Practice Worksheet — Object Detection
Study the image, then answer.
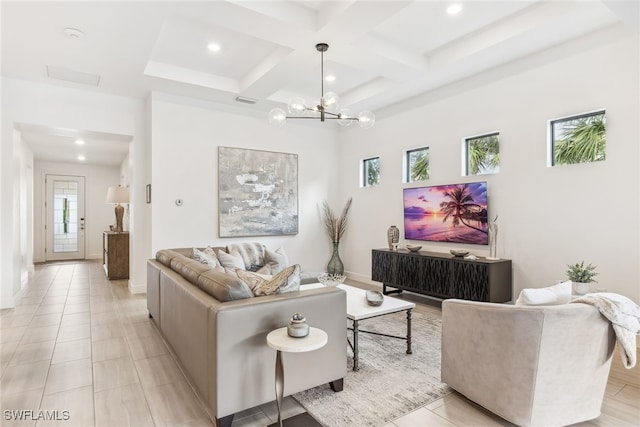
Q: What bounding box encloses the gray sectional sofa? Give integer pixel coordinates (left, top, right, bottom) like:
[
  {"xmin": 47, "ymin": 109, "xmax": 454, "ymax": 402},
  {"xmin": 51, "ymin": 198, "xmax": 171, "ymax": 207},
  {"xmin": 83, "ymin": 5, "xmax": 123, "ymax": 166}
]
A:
[{"xmin": 147, "ymin": 247, "xmax": 347, "ymax": 427}]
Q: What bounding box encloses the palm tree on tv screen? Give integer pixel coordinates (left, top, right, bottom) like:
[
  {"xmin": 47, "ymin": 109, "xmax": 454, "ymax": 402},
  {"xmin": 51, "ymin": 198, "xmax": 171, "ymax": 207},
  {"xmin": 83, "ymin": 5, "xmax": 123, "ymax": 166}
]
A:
[{"xmin": 439, "ymin": 184, "xmax": 487, "ymax": 234}]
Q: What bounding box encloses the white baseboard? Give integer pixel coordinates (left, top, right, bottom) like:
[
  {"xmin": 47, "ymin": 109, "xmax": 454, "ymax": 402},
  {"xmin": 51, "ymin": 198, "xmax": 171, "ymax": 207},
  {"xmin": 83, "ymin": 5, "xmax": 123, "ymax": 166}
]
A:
[
  {"xmin": 128, "ymin": 281, "xmax": 146, "ymax": 294},
  {"xmin": 86, "ymin": 254, "xmax": 102, "ymax": 260},
  {"xmin": 0, "ymin": 296, "xmax": 16, "ymax": 309},
  {"xmin": 345, "ymin": 271, "xmax": 381, "ymax": 288},
  {"xmin": 34, "ymin": 257, "xmax": 45, "ymax": 264}
]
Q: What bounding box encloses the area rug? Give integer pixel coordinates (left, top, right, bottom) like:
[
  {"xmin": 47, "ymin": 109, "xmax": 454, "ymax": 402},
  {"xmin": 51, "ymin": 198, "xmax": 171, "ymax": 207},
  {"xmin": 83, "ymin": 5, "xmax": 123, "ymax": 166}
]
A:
[{"xmin": 293, "ymin": 310, "xmax": 452, "ymax": 426}]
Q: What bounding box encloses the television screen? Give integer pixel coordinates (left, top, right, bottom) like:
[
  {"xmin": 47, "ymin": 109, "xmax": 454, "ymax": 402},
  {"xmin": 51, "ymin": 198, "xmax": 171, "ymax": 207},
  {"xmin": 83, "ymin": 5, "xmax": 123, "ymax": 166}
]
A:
[{"xmin": 403, "ymin": 181, "xmax": 489, "ymax": 245}]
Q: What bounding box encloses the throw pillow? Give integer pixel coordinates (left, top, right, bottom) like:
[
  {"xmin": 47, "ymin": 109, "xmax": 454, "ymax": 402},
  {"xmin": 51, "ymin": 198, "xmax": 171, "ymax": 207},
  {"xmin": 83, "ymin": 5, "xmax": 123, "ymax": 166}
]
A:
[
  {"xmin": 218, "ymin": 249, "xmax": 246, "ymax": 270},
  {"xmin": 226, "ymin": 243, "xmax": 265, "ymax": 269},
  {"xmin": 236, "ymin": 264, "xmax": 300, "ymax": 296},
  {"xmin": 193, "ymin": 247, "xmax": 219, "ymax": 267},
  {"xmin": 515, "ymin": 280, "xmax": 572, "ymax": 306},
  {"xmin": 264, "ymin": 247, "xmax": 290, "ymax": 275}
]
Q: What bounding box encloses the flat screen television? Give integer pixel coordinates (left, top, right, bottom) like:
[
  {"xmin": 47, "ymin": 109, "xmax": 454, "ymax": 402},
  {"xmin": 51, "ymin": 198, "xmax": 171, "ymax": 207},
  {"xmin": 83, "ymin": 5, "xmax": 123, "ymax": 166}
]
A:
[{"xmin": 403, "ymin": 181, "xmax": 489, "ymax": 245}]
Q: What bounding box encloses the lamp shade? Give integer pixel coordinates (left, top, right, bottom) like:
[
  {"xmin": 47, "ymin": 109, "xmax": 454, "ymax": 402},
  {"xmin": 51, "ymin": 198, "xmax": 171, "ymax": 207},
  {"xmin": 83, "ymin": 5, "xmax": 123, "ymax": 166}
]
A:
[{"xmin": 106, "ymin": 186, "xmax": 129, "ymax": 204}]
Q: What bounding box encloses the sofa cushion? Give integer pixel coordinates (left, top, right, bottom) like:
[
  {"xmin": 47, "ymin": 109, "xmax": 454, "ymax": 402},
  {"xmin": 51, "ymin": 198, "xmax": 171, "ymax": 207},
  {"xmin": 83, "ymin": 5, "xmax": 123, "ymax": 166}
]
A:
[
  {"xmin": 264, "ymin": 247, "xmax": 290, "ymax": 274},
  {"xmin": 156, "ymin": 249, "xmax": 184, "ymax": 267},
  {"xmin": 171, "ymin": 258, "xmax": 210, "ymax": 285},
  {"xmin": 218, "ymin": 249, "xmax": 247, "ymax": 270},
  {"xmin": 227, "ymin": 242, "xmax": 265, "ymax": 269},
  {"xmin": 196, "ymin": 270, "xmax": 254, "ymax": 302},
  {"xmin": 236, "ymin": 264, "xmax": 301, "ymax": 296},
  {"xmin": 515, "ymin": 280, "xmax": 572, "ymax": 306}
]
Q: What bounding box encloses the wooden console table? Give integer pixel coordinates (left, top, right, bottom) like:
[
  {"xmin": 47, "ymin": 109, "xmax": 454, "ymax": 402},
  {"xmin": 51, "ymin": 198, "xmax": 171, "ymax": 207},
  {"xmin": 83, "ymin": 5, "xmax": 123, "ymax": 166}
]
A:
[
  {"xmin": 371, "ymin": 249, "xmax": 512, "ymax": 302},
  {"xmin": 103, "ymin": 231, "xmax": 129, "ymax": 279}
]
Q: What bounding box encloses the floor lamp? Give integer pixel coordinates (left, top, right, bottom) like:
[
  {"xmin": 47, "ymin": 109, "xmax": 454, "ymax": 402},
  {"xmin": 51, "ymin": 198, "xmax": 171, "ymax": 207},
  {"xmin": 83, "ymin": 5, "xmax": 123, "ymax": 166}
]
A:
[{"xmin": 106, "ymin": 186, "xmax": 130, "ymax": 232}]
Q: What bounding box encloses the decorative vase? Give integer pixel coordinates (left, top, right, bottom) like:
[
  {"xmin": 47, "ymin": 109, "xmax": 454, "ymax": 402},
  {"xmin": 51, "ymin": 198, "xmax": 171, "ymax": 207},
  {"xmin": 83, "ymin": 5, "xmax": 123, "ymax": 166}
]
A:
[
  {"xmin": 327, "ymin": 242, "xmax": 344, "ymax": 275},
  {"xmin": 387, "ymin": 225, "xmax": 399, "ymax": 250},
  {"xmin": 486, "ymin": 217, "xmax": 499, "ymax": 260},
  {"xmin": 287, "ymin": 313, "xmax": 310, "ymax": 338},
  {"xmin": 573, "ymin": 282, "xmax": 590, "ymax": 295}
]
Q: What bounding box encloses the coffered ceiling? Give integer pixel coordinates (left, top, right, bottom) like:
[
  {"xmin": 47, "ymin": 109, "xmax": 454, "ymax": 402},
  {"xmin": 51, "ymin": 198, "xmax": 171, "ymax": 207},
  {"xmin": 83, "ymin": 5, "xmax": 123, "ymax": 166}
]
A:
[{"xmin": 2, "ymin": 1, "xmax": 638, "ymax": 165}]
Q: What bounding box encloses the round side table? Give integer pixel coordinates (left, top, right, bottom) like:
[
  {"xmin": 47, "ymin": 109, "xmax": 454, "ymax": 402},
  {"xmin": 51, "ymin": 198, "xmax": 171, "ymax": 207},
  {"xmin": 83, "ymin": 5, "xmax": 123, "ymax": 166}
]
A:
[{"xmin": 266, "ymin": 327, "xmax": 327, "ymax": 427}]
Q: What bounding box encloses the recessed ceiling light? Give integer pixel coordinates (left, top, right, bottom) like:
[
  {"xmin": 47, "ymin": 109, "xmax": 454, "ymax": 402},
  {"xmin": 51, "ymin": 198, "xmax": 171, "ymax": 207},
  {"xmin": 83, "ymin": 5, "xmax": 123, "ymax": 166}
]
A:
[
  {"xmin": 325, "ymin": 75, "xmax": 336, "ymax": 82},
  {"xmin": 75, "ymin": 139, "xmax": 85, "ymax": 145},
  {"xmin": 207, "ymin": 42, "xmax": 221, "ymax": 53},
  {"xmin": 77, "ymin": 155, "xmax": 86, "ymax": 161},
  {"xmin": 447, "ymin": 4, "xmax": 463, "ymax": 15},
  {"xmin": 63, "ymin": 27, "xmax": 85, "ymax": 39}
]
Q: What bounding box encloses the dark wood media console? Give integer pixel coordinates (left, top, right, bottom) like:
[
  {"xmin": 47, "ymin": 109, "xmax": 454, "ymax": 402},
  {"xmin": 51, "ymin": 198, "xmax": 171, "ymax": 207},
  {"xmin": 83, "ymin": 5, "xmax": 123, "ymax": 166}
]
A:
[{"xmin": 371, "ymin": 249, "xmax": 512, "ymax": 302}]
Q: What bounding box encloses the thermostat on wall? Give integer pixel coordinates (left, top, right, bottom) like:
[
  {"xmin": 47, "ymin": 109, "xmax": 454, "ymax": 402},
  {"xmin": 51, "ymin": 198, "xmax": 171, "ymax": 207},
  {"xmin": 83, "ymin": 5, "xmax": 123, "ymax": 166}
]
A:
[{"xmin": 175, "ymin": 199, "xmax": 183, "ymax": 206}]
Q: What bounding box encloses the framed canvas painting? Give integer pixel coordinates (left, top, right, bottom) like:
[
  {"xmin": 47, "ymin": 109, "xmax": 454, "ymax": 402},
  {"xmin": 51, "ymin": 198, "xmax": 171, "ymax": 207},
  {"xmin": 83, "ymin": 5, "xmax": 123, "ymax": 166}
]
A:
[{"xmin": 218, "ymin": 147, "xmax": 298, "ymax": 237}]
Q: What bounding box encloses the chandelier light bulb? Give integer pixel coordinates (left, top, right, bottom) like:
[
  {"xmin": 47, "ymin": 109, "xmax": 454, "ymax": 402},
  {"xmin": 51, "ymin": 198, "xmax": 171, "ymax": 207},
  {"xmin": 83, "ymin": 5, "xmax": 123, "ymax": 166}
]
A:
[
  {"xmin": 337, "ymin": 108, "xmax": 354, "ymax": 127},
  {"xmin": 268, "ymin": 108, "xmax": 287, "ymax": 127},
  {"xmin": 288, "ymin": 97, "xmax": 307, "ymax": 115},
  {"xmin": 358, "ymin": 111, "xmax": 375, "ymax": 129},
  {"xmin": 322, "ymin": 91, "xmax": 340, "ymax": 113}
]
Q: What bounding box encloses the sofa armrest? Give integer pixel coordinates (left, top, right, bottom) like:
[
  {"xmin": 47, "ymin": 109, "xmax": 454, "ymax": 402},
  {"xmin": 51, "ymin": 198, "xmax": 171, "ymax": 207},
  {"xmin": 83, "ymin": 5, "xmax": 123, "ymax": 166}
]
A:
[{"xmin": 211, "ymin": 287, "xmax": 347, "ymax": 418}]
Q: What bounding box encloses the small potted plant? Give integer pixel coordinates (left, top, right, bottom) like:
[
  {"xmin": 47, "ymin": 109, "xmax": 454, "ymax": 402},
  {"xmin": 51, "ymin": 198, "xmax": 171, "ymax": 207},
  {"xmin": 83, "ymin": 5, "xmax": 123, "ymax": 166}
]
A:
[{"xmin": 566, "ymin": 261, "xmax": 598, "ymax": 295}]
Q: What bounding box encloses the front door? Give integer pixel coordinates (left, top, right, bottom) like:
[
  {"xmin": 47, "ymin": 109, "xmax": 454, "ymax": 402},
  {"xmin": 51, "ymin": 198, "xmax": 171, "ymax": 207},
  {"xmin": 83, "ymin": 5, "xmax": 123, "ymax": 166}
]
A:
[{"xmin": 45, "ymin": 175, "xmax": 86, "ymax": 261}]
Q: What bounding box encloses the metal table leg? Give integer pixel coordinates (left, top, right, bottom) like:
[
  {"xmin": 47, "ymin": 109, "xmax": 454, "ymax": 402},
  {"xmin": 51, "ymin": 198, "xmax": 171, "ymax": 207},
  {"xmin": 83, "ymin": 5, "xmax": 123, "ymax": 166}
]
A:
[
  {"xmin": 406, "ymin": 308, "xmax": 413, "ymax": 354},
  {"xmin": 275, "ymin": 349, "xmax": 284, "ymax": 427},
  {"xmin": 353, "ymin": 319, "xmax": 359, "ymax": 371}
]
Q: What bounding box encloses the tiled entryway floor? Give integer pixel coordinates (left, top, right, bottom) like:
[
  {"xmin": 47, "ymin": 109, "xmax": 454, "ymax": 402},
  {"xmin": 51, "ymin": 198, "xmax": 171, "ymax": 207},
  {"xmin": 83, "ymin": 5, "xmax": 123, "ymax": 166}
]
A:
[{"xmin": 1, "ymin": 261, "xmax": 638, "ymax": 426}]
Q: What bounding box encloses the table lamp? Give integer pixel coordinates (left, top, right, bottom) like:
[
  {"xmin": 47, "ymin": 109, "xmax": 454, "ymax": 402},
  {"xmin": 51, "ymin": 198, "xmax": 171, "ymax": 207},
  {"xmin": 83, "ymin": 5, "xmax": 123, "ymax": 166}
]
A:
[{"xmin": 106, "ymin": 186, "xmax": 129, "ymax": 232}]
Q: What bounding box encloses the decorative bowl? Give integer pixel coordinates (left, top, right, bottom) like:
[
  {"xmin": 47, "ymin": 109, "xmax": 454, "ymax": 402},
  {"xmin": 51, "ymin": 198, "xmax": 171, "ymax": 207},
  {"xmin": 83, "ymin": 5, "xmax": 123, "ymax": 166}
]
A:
[
  {"xmin": 317, "ymin": 273, "xmax": 347, "ymax": 287},
  {"xmin": 406, "ymin": 245, "xmax": 422, "ymax": 252},
  {"xmin": 366, "ymin": 290, "xmax": 384, "ymax": 306},
  {"xmin": 450, "ymin": 250, "xmax": 469, "ymax": 257}
]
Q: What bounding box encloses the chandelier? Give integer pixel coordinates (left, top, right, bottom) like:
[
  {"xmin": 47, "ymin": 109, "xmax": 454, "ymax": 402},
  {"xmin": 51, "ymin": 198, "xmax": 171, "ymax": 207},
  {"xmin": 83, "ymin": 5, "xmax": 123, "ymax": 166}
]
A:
[{"xmin": 268, "ymin": 43, "xmax": 375, "ymax": 128}]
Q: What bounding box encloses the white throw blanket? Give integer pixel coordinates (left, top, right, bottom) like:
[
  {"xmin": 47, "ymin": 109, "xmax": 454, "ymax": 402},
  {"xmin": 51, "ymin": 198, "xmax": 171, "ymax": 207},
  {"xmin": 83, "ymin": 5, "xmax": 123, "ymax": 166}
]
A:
[{"xmin": 572, "ymin": 293, "xmax": 640, "ymax": 368}]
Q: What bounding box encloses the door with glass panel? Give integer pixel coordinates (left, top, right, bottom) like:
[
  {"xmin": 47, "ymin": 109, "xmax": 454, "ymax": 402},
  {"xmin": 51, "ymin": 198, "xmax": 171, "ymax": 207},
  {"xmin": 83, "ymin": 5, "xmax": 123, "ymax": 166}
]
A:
[{"xmin": 45, "ymin": 175, "xmax": 86, "ymax": 261}]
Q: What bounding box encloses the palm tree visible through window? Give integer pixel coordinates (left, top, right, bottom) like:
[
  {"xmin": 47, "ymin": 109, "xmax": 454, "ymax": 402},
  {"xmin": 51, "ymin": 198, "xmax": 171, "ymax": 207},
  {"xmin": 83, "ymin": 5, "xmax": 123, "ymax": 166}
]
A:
[
  {"xmin": 465, "ymin": 133, "xmax": 500, "ymax": 175},
  {"xmin": 362, "ymin": 157, "xmax": 380, "ymax": 187},
  {"xmin": 552, "ymin": 111, "xmax": 605, "ymax": 166},
  {"xmin": 407, "ymin": 147, "xmax": 429, "ymax": 182}
]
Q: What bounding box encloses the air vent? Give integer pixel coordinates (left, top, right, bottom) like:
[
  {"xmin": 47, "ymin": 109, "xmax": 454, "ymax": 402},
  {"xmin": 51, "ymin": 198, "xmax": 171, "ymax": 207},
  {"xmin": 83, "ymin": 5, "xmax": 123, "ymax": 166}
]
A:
[
  {"xmin": 46, "ymin": 66, "xmax": 101, "ymax": 86},
  {"xmin": 235, "ymin": 96, "xmax": 258, "ymax": 104}
]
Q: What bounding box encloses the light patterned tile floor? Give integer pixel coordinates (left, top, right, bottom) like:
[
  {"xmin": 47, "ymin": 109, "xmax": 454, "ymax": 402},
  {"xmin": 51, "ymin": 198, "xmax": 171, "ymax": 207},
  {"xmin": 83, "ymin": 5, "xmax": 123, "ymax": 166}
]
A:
[{"xmin": 1, "ymin": 261, "xmax": 638, "ymax": 427}]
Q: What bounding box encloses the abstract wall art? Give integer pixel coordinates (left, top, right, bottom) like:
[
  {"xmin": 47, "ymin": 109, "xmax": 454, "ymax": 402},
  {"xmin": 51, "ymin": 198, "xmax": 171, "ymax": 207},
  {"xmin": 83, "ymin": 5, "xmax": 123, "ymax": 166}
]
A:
[{"xmin": 218, "ymin": 147, "xmax": 298, "ymax": 237}]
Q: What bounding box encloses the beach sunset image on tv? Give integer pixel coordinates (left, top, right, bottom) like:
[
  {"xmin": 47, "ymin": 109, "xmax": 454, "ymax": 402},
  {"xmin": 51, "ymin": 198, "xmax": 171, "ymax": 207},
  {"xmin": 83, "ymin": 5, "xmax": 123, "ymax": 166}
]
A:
[{"xmin": 403, "ymin": 181, "xmax": 489, "ymax": 245}]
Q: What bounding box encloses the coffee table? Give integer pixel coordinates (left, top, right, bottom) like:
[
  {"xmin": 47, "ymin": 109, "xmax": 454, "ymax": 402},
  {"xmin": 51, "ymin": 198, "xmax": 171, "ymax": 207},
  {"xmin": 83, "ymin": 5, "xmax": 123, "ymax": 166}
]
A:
[{"xmin": 339, "ymin": 284, "xmax": 415, "ymax": 371}]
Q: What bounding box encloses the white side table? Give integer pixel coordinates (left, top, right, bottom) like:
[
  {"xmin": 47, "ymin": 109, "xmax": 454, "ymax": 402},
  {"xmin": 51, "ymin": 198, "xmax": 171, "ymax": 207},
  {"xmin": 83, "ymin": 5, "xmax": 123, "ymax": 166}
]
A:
[{"xmin": 266, "ymin": 327, "xmax": 327, "ymax": 427}]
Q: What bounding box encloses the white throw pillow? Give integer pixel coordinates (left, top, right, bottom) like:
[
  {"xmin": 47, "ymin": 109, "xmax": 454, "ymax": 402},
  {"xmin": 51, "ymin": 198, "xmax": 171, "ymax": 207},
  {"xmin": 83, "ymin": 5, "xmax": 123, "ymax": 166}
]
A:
[
  {"xmin": 192, "ymin": 247, "xmax": 220, "ymax": 268},
  {"xmin": 218, "ymin": 249, "xmax": 246, "ymax": 270},
  {"xmin": 264, "ymin": 247, "xmax": 290, "ymax": 274},
  {"xmin": 515, "ymin": 280, "xmax": 572, "ymax": 306}
]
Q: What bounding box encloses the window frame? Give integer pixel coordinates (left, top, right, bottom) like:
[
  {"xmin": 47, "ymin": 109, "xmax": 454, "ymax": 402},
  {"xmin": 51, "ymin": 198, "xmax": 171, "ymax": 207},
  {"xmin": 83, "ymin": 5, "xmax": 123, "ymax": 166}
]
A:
[
  {"xmin": 462, "ymin": 131, "xmax": 500, "ymax": 176},
  {"xmin": 404, "ymin": 146, "xmax": 430, "ymax": 183},
  {"xmin": 361, "ymin": 156, "xmax": 381, "ymax": 188},
  {"xmin": 548, "ymin": 109, "xmax": 606, "ymax": 167}
]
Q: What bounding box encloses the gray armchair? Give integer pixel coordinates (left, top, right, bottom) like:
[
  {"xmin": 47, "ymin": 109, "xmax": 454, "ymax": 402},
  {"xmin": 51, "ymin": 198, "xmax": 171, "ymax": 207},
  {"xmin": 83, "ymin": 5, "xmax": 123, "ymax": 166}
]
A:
[{"xmin": 441, "ymin": 299, "xmax": 615, "ymax": 427}]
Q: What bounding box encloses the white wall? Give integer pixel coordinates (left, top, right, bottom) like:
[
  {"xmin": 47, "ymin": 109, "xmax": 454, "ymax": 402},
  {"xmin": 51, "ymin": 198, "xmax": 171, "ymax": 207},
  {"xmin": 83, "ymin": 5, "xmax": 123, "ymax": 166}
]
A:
[
  {"xmin": 338, "ymin": 33, "xmax": 640, "ymax": 302},
  {"xmin": 1, "ymin": 78, "xmax": 149, "ymax": 307},
  {"xmin": 19, "ymin": 138, "xmax": 34, "ymax": 285},
  {"xmin": 150, "ymin": 94, "xmax": 341, "ymax": 273},
  {"xmin": 33, "ymin": 161, "xmax": 120, "ymax": 262}
]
